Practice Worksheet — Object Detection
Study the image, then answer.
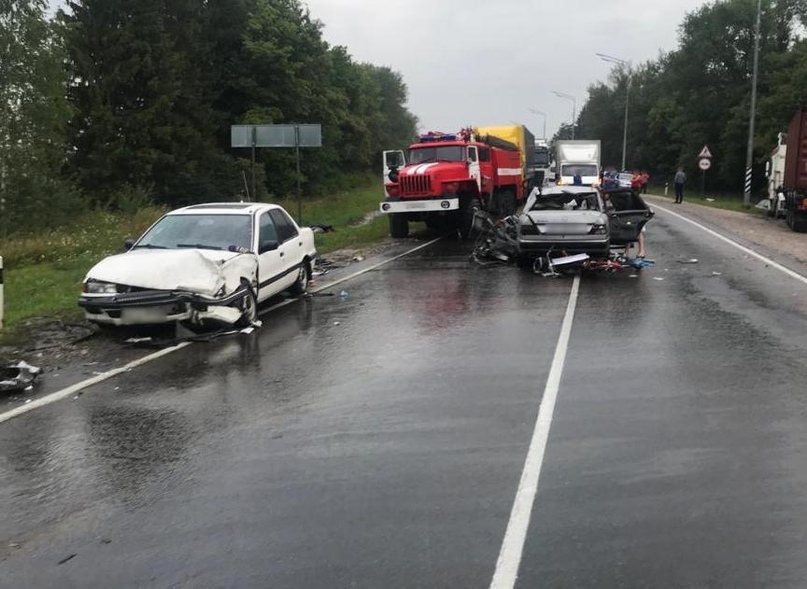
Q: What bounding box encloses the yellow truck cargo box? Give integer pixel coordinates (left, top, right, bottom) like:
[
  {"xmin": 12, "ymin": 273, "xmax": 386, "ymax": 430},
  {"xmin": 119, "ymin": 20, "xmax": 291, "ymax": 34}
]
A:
[{"xmin": 476, "ymin": 125, "xmax": 535, "ymax": 172}]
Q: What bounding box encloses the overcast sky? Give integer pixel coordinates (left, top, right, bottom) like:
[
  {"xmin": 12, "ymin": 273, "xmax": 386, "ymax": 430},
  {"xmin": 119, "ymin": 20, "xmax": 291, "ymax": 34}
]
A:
[{"xmin": 302, "ymin": 0, "xmax": 707, "ymax": 139}]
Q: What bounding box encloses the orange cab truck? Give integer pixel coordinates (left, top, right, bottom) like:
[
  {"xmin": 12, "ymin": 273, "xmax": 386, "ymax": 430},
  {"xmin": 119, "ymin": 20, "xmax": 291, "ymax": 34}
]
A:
[{"xmin": 380, "ymin": 126, "xmax": 535, "ymax": 238}]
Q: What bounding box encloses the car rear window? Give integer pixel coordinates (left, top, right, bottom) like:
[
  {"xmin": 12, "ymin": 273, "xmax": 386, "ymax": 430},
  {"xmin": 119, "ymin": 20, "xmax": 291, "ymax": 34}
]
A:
[{"xmin": 530, "ymin": 192, "xmax": 600, "ymax": 212}]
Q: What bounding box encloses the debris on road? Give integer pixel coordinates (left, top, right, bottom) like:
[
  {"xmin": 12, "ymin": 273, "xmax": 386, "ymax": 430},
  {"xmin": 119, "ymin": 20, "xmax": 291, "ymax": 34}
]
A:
[
  {"xmin": 678, "ymin": 258, "xmax": 699, "ymax": 264},
  {"xmin": 0, "ymin": 360, "xmax": 42, "ymax": 392}
]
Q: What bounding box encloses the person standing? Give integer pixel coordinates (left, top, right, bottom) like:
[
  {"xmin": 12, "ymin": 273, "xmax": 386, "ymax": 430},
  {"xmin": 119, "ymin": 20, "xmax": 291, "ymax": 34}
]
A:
[
  {"xmin": 640, "ymin": 170, "xmax": 650, "ymax": 194},
  {"xmin": 674, "ymin": 167, "xmax": 686, "ymax": 203}
]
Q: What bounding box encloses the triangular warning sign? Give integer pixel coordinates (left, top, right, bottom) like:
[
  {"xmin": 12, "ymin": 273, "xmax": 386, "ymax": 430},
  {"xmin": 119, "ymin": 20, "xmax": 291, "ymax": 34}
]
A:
[{"xmin": 698, "ymin": 145, "xmax": 713, "ymax": 159}]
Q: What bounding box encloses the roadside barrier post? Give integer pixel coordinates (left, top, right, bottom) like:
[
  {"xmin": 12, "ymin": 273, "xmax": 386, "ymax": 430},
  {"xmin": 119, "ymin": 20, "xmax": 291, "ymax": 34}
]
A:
[
  {"xmin": 664, "ymin": 182, "xmax": 669, "ymax": 196},
  {"xmin": 0, "ymin": 255, "xmax": 4, "ymax": 329}
]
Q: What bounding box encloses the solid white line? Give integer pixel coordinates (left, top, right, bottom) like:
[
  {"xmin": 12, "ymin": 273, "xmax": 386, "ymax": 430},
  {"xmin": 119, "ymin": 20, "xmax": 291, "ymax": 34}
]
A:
[
  {"xmin": 0, "ymin": 236, "xmax": 446, "ymax": 425},
  {"xmin": 653, "ymin": 202, "xmax": 807, "ymax": 286},
  {"xmin": 0, "ymin": 342, "xmax": 191, "ymax": 424},
  {"xmin": 490, "ymin": 274, "xmax": 581, "ymax": 589}
]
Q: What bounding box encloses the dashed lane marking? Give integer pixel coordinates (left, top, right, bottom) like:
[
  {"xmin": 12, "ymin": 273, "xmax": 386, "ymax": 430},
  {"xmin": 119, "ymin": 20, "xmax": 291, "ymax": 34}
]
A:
[{"xmin": 490, "ymin": 274, "xmax": 581, "ymax": 589}]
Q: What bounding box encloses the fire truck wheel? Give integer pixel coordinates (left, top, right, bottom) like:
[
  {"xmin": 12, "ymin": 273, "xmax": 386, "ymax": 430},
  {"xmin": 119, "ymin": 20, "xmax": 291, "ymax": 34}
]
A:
[
  {"xmin": 389, "ymin": 213, "xmax": 409, "ymax": 238},
  {"xmin": 459, "ymin": 198, "xmax": 481, "ymax": 240}
]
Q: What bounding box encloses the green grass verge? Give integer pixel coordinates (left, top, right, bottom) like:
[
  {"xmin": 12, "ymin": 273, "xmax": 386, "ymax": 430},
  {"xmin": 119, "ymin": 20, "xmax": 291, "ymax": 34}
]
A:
[{"xmin": 0, "ymin": 179, "xmax": 388, "ymax": 343}]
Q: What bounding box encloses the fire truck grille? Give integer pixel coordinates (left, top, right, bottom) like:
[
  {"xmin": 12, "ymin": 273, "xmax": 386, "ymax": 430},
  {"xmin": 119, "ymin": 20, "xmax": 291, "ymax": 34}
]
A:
[{"xmin": 401, "ymin": 174, "xmax": 432, "ymax": 195}]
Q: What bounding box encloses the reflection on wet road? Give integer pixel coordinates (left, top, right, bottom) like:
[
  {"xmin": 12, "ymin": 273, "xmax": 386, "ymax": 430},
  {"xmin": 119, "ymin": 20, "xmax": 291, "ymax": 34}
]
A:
[{"xmin": 3, "ymin": 214, "xmax": 807, "ymax": 588}]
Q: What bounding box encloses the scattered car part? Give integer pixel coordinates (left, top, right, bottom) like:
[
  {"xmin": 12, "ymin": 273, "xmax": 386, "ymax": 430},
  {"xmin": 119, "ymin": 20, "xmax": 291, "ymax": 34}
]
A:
[{"xmin": 0, "ymin": 360, "xmax": 41, "ymax": 392}]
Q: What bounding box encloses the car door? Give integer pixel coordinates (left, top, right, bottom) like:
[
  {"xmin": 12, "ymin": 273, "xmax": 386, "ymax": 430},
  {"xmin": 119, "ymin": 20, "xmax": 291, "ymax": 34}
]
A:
[
  {"xmin": 269, "ymin": 208, "xmax": 304, "ymax": 290},
  {"xmin": 603, "ymin": 188, "xmax": 654, "ymax": 245},
  {"xmin": 383, "ymin": 150, "xmax": 406, "ymax": 196},
  {"xmin": 255, "ymin": 211, "xmax": 287, "ymax": 302}
]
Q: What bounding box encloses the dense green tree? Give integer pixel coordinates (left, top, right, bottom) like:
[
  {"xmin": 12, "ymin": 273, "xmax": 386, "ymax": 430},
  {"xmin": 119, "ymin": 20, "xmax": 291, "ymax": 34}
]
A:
[
  {"xmin": 578, "ymin": 0, "xmax": 806, "ymax": 194},
  {"xmin": 0, "ymin": 0, "xmax": 77, "ymax": 235}
]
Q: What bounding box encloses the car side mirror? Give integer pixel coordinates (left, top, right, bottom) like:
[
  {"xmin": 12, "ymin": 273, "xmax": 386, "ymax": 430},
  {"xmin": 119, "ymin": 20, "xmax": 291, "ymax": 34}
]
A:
[
  {"xmin": 124, "ymin": 238, "xmax": 136, "ymax": 251},
  {"xmin": 259, "ymin": 239, "xmax": 279, "ymax": 253}
]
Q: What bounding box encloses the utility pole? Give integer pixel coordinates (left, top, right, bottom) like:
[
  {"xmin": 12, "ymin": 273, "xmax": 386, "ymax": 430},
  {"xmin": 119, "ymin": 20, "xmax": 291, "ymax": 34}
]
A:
[{"xmin": 743, "ymin": 0, "xmax": 763, "ymax": 206}]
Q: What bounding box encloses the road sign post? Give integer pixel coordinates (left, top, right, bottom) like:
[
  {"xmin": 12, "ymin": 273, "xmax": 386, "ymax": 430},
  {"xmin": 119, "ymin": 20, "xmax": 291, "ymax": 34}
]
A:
[
  {"xmin": 231, "ymin": 124, "xmax": 322, "ymax": 222},
  {"xmin": 698, "ymin": 158, "xmax": 711, "ymax": 197},
  {"xmin": 698, "ymin": 146, "xmax": 712, "ymax": 198}
]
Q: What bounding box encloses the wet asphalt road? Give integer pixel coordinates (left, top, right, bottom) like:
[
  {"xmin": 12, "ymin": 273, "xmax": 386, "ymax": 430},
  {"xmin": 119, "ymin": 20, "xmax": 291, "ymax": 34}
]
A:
[{"xmin": 3, "ymin": 207, "xmax": 807, "ymax": 588}]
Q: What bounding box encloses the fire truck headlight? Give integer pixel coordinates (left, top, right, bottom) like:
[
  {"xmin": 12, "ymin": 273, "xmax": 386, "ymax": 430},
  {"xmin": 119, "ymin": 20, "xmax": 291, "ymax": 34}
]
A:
[
  {"xmin": 382, "ymin": 203, "xmax": 391, "ymax": 211},
  {"xmin": 441, "ymin": 201, "xmax": 451, "ymax": 209}
]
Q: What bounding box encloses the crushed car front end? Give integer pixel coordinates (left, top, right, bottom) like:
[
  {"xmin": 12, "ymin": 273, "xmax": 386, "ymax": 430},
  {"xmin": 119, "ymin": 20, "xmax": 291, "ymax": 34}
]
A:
[
  {"xmin": 79, "ymin": 248, "xmax": 259, "ymax": 327},
  {"xmin": 78, "ymin": 282, "xmax": 252, "ymax": 327}
]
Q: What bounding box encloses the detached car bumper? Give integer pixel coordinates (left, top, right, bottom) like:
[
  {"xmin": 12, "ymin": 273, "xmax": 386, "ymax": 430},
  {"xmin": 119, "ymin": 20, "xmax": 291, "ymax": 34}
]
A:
[{"xmin": 79, "ymin": 286, "xmax": 250, "ymax": 326}]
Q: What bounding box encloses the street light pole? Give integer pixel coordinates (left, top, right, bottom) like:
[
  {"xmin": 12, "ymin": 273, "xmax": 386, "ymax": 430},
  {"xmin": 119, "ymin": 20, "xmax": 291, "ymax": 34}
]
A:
[
  {"xmin": 597, "ymin": 53, "xmax": 632, "ymax": 171},
  {"xmin": 528, "ymin": 108, "xmax": 547, "ymax": 140},
  {"xmin": 744, "ymin": 0, "xmax": 762, "ymax": 207},
  {"xmin": 552, "ymin": 91, "xmax": 576, "ymax": 140}
]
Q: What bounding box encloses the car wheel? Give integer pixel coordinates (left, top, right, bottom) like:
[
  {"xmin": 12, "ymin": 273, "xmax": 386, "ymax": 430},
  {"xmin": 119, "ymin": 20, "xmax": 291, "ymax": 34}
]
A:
[
  {"xmin": 793, "ymin": 215, "xmax": 807, "ymax": 233},
  {"xmin": 389, "ymin": 213, "xmax": 409, "ymax": 238},
  {"xmin": 288, "ymin": 260, "xmax": 311, "ymax": 296},
  {"xmin": 235, "ymin": 281, "xmax": 258, "ymax": 327}
]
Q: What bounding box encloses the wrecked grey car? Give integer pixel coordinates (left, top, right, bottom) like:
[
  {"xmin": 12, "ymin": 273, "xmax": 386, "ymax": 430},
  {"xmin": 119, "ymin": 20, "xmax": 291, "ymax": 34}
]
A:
[
  {"xmin": 78, "ymin": 203, "xmax": 317, "ymax": 328},
  {"xmin": 516, "ymin": 185, "xmax": 653, "ymax": 262},
  {"xmin": 517, "ymin": 185, "xmax": 611, "ymax": 259}
]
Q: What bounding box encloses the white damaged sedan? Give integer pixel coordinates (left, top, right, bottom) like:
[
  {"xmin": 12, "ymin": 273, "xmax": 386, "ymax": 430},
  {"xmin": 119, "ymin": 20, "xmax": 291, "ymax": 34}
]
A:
[{"xmin": 79, "ymin": 202, "xmax": 317, "ymax": 328}]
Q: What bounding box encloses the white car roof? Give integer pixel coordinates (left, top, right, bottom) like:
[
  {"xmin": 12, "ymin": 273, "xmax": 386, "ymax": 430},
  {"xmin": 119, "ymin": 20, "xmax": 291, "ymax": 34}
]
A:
[{"xmin": 167, "ymin": 202, "xmax": 286, "ymax": 216}]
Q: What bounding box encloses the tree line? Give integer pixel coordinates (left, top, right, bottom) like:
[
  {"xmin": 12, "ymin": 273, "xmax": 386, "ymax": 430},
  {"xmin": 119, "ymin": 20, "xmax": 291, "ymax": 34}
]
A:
[
  {"xmin": 556, "ymin": 0, "xmax": 807, "ymax": 195},
  {"xmin": 0, "ymin": 0, "xmax": 417, "ymax": 236}
]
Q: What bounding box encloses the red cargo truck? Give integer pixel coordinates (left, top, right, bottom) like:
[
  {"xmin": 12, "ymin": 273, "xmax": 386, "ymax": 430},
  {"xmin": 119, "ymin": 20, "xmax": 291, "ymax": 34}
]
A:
[{"xmin": 779, "ymin": 107, "xmax": 807, "ymax": 232}]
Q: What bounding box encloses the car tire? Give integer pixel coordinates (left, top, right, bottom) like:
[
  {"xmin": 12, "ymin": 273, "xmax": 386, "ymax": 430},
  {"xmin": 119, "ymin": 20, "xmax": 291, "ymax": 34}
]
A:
[
  {"xmin": 389, "ymin": 213, "xmax": 409, "ymax": 238},
  {"xmin": 235, "ymin": 281, "xmax": 258, "ymax": 327},
  {"xmin": 288, "ymin": 260, "xmax": 311, "ymax": 296},
  {"xmin": 793, "ymin": 215, "xmax": 807, "ymax": 233}
]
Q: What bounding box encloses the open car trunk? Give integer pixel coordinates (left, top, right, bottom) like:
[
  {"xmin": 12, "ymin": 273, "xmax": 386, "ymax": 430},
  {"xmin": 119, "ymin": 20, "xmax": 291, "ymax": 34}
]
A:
[{"xmin": 604, "ymin": 189, "xmax": 654, "ymax": 245}]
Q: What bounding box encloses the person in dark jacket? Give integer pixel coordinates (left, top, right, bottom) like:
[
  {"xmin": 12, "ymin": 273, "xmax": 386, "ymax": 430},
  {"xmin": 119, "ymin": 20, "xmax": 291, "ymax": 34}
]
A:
[{"xmin": 674, "ymin": 167, "xmax": 686, "ymax": 203}]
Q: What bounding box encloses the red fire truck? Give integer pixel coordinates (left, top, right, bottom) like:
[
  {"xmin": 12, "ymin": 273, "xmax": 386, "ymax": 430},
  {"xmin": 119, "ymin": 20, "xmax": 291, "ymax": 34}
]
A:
[{"xmin": 379, "ymin": 128, "xmax": 530, "ymax": 238}]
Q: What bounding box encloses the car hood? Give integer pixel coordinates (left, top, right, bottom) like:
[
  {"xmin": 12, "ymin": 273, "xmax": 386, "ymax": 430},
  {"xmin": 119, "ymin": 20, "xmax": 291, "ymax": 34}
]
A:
[{"xmin": 85, "ymin": 249, "xmax": 258, "ymax": 297}]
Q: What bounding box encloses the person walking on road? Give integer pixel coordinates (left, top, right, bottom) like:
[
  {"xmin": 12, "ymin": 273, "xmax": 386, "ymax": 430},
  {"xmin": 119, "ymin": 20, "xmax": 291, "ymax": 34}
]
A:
[{"xmin": 674, "ymin": 167, "xmax": 686, "ymax": 203}]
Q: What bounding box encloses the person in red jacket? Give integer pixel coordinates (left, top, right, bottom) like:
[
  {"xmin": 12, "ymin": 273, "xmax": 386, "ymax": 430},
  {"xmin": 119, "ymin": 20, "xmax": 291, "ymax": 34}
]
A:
[
  {"xmin": 640, "ymin": 170, "xmax": 650, "ymax": 194},
  {"xmin": 630, "ymin": 170, "xmax": 642, "ymax": 191}
]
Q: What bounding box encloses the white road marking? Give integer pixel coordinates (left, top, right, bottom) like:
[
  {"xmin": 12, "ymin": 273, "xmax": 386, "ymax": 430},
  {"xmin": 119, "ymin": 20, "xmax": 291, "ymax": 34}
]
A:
[
  {"xmin": 0, "ymin": 235, "xmax": 446, "ymax": 425},
  {"xmin": 490, "ymin": 274, "xmax": 581, "ymax": 589},
  {"xmin": 653, "ymin": 203, "xmax": 807, "ymax": 286},
  {"xmin": 0, "ymin": 343, "xmax": 191, "ymax": 424}
]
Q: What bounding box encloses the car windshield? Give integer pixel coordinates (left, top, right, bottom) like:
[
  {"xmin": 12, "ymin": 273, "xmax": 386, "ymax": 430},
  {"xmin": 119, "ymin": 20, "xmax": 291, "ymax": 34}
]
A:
[
  {"xmin": 135, "ymin": 214, "xmax": 253, "ymax": 251},
  {"xmin": 561, "ymin": 164, "xmax": 599, "ymax": 177},
  {"xmin": 530, "ymin": 191, "xmax": 601, "ymax": 212},
  {"xmin": 408, "ymin": 145, "xmax": 465, "ymax": 164}
]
